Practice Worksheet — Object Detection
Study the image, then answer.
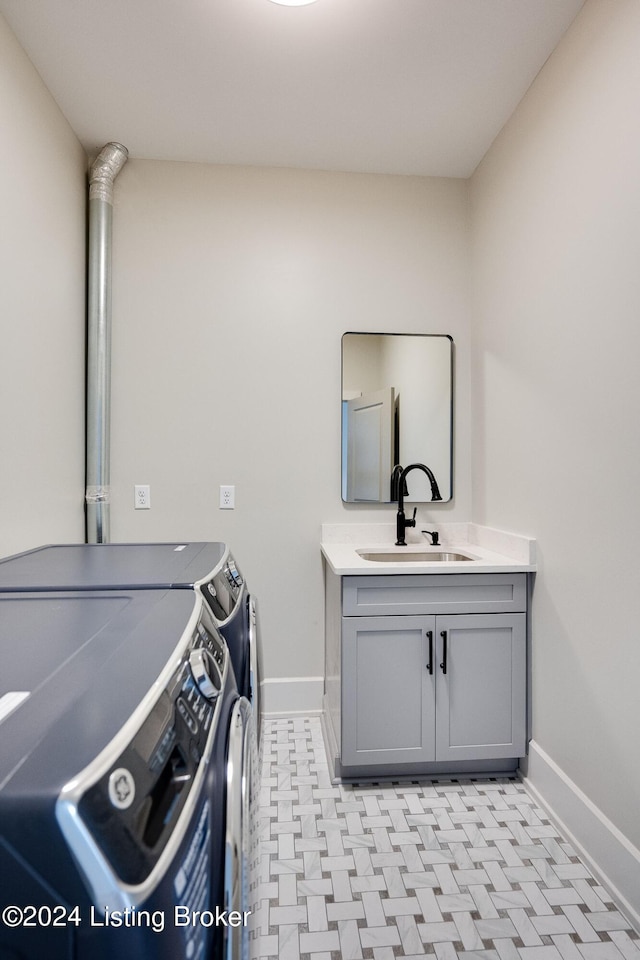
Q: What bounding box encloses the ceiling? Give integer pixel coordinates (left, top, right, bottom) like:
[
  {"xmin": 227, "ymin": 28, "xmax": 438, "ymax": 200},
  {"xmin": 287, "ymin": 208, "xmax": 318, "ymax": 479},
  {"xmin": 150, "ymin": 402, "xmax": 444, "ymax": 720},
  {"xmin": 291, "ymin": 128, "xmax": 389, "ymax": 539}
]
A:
[{"xmin": 0, "ymin": 0, "xmax": 584, "ymax": 178}]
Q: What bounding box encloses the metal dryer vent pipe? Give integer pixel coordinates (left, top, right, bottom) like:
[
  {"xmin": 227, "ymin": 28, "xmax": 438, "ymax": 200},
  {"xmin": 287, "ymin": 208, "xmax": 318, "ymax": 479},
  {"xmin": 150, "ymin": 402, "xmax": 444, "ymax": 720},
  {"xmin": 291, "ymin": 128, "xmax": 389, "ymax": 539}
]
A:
[{"xmin": 85, "ymin": 142, "xmax": 128, "ymax": 544}]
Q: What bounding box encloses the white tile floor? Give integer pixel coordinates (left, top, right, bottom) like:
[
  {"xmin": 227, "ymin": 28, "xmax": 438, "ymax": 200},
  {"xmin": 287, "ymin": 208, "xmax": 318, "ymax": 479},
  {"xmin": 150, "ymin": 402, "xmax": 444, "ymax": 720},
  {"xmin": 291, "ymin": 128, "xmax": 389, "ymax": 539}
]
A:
[{"xmin": 253, "ymin": 716, "xmax": 640, "ymax": 960}]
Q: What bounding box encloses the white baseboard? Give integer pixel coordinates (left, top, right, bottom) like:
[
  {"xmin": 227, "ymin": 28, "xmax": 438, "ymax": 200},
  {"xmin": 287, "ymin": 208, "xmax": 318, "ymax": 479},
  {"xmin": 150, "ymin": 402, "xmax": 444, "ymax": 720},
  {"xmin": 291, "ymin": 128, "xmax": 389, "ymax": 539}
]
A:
[
  {"xmin": 260, "ymin": 677, "xmax": 324, "ymax": 717},
  {"xmin": 522, "ymin": 740, "xmax": 640, "ymax": 929}
]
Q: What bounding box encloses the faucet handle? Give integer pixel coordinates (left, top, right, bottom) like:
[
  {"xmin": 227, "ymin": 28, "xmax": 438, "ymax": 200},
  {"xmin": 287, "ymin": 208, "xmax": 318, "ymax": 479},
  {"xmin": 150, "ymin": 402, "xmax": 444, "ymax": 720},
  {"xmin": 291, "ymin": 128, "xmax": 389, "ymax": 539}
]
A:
[
  {"xmin": 406, "ymin": 507, "xmax": 417, "ymax": 529},
  {"xmin": 421, "ymin": 528, "xmax": 440, "ymax": 546}
]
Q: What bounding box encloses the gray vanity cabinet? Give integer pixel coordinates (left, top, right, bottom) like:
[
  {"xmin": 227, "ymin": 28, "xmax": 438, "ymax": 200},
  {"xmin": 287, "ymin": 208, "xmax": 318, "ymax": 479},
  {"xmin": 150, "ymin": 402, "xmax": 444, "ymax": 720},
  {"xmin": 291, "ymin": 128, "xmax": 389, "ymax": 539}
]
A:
[
  {"xmin": 330, "ymin": 573, "xmax": 528, "ymax": 776},
  {"xmin": 434, "ymin": 613, "xmax": 526, "ymax": 763},
  {"xmin": 342, "ymin": 614, "xmax": 437, "ymax": 765}
]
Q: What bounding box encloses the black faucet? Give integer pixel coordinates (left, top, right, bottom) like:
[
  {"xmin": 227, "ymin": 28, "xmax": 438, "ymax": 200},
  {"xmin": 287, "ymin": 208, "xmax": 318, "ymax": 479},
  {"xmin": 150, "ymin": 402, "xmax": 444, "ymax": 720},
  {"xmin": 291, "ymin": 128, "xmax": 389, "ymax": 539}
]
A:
[
  {"xmin": 395, "ymin": 463, "xmax": 442, "ymax": 546},
  {"xmin": 390, "ymin": 464, "xmax": 408, "ymax": 502}
]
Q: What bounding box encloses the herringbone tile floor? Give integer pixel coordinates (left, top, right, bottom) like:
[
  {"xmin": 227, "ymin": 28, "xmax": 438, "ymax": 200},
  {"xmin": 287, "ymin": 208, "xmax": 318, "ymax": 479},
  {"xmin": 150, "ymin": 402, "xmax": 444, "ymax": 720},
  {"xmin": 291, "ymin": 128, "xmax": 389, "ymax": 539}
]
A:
[{"xmin": 253, "ymin": 716, "xmax": 639, "ymax": 960}]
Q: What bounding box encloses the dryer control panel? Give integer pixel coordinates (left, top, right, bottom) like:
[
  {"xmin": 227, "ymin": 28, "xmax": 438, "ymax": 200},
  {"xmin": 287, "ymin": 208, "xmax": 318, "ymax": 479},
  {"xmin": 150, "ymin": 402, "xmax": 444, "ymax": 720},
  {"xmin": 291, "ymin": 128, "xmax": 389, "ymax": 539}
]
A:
[{"xmin": 58, "ymin": 604, "xmax": 228, "ymax": 899}]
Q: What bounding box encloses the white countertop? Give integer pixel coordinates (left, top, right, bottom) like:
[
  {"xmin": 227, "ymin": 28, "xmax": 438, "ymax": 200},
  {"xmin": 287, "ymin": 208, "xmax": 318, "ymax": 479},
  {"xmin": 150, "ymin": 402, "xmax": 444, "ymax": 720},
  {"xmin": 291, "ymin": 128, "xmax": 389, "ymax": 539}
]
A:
[{"xmin": 321, "ymin": 522, "xmax": 536, "ymax": 576}]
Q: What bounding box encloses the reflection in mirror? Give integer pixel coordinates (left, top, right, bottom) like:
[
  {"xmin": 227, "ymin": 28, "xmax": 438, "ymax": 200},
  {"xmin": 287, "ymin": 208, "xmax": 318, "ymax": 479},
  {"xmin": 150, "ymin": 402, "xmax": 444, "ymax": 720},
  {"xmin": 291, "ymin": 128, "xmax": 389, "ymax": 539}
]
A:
[{"xmin": 341, "ymin": 333, "xmax": 453, "ymax": 503}]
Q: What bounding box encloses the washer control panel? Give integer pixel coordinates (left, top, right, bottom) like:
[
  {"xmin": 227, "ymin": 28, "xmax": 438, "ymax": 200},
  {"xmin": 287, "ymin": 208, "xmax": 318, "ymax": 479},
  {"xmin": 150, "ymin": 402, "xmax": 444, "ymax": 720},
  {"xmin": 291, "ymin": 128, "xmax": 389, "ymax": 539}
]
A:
[
  {"xmin": 201, "ymin": 551, "xmax": 244, "ymax": 623},
  {"xmin": 224, "ymin": 557, "xmax": 243, "ymax": 593}
]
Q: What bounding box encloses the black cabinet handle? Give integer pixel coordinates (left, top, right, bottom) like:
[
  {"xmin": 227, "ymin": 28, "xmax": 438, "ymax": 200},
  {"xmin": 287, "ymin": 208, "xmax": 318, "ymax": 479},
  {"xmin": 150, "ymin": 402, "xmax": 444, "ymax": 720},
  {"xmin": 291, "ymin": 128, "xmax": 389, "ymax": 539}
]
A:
[
  {"xmin": 440, "ymin": 630, "xmax": 447, "ymax": 674},
  {"xmin": 426, "ymin": 630, "xmax": 433, "ymax": 674}
]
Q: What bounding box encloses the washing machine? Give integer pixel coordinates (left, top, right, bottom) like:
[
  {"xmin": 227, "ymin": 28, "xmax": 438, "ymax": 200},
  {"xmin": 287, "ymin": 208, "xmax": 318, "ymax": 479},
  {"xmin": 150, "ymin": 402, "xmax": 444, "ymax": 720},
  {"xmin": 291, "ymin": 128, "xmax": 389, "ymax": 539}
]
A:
[
  {"xmin": 0, "ymin": 542, "xmax": 261, "ymax": 742},
  {"xmin": 0, "ymin": 588, "xmax": 258, "ymax": 960}
]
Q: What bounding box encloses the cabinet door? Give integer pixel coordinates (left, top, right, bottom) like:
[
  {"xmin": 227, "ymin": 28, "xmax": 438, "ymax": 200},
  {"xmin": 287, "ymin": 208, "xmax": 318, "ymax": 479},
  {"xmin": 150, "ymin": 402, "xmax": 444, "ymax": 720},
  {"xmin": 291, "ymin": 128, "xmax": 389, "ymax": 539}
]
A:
[
  {"xmin": 342, "ymin": 615, "xmax": 436, "ymax": 766},
  {"xmin": 435, "ymin": 614, "xmax": 526, "ymax": 762}
]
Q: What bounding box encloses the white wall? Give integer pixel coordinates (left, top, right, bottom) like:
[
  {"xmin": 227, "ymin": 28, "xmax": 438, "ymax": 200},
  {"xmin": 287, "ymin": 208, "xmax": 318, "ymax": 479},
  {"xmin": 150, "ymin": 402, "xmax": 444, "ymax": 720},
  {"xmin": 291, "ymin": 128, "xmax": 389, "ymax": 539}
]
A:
[
  {"xmin": 0, "ymin": 13, "xmax": 87, "ymax": 556},
  {"xmin": 108, "ymin": 162, "xmax": 472, "ymax": 696},
  {"xmin": 470, "ymin": 0, "xmax": 640, "ymax": 903}
]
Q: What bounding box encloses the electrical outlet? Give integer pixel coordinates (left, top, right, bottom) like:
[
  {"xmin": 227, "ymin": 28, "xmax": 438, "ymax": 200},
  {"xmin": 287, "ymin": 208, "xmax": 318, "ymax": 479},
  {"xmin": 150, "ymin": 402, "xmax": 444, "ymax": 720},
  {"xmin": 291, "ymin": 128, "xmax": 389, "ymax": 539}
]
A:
[
  {"xmin": 219, "ymin": 485, "xmax": 235, "ymax": 509},
  {"xmin": 134, "ymin": 484, "xmax": 151, "ymax": 509}
]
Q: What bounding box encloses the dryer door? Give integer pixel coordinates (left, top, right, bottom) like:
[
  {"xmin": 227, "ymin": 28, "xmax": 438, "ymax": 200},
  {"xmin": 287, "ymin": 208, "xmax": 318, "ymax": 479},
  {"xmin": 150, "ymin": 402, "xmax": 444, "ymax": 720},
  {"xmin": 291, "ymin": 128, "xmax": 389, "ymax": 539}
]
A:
[{"xmin": 224, "ymin": 697, "xmax": 259, "ymax": 960}]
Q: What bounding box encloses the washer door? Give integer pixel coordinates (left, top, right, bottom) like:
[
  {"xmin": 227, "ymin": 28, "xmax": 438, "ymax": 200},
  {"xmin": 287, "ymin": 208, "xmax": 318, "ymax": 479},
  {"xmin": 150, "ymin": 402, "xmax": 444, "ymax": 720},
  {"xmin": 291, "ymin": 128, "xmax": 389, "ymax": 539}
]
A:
[
  {"xmin": 224, "ymin": 697, "xmax": 259, "ymax": 960},
  {"xmin": 247, "ymin": 596, "xmax": 262, "ymax": 744}
]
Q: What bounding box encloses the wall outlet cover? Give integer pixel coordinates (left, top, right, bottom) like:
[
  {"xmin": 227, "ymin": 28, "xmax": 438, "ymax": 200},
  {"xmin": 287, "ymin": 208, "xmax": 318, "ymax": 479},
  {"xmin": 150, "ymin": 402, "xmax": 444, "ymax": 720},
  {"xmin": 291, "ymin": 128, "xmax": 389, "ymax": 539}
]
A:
[
  {"xmin": 134, "ymin": 484, "xmax": 151, "ymax": 509},
  {"xmin": 219, "ymin": 485, "xmax": 235, "ymax": 509}
]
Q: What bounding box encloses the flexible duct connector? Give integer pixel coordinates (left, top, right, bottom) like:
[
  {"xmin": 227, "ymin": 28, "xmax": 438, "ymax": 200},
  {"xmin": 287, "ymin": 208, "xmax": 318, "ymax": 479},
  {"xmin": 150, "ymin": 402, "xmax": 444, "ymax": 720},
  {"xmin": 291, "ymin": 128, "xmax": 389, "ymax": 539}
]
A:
[
  {"xmin": 85, "ymin": 142, "xmax": 128, "ymax": 544},
  {"xmin": 89, "ymin": 142, "xmax": 128, "ymax": 202}
]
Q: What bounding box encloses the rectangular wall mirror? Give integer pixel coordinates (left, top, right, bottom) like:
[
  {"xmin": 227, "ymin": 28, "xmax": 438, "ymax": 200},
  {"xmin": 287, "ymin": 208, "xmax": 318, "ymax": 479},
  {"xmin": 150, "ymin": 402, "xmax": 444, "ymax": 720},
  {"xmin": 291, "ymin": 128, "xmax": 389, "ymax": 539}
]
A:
[{"xmin": 341, "ymin": 332, "xmax": 453, "ymax": 503}]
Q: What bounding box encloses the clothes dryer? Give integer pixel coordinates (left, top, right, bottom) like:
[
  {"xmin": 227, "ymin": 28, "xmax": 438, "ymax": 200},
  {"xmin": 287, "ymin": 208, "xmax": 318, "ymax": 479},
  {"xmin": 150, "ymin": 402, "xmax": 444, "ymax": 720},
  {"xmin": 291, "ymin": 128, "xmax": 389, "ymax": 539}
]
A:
[
  {"xmin": 0, "ymin": 542, "xmax": 261, "ymax": 741},
  {"xmin": 0, "ymin": 589, "xmax": 257, "ymax": 960}
]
